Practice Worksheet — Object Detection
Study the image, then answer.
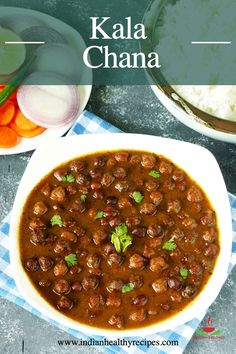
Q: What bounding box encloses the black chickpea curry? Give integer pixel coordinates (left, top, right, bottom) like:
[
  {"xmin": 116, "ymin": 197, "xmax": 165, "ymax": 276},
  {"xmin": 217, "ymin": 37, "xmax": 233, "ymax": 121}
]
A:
[{"xmin": 19, "ymin": 150, "xmax": 219, "ymax": 330}]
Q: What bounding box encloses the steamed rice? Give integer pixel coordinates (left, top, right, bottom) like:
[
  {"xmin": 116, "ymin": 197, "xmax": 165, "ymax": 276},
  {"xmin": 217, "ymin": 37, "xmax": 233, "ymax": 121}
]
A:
[
  {"xmin": 155, "ymin": 0, "xmax": 236, "ymax": 121},
  {"xmin": 173, "ymin": 85, "xmax": 236, "ymax": 121}
]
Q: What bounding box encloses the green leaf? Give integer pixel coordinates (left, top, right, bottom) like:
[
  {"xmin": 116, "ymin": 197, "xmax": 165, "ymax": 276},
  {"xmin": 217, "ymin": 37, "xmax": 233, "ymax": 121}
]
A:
[
  {"xmin": 111, "ymin": 233, "xmax": 121, "ymax": 253},
  {"xmin": 132, "ymin": 191, "xmax": 144, "ymax": 204},
  {"xmin": 80, "ymin": 194, "xmax": 87, "ymax": 202},
  {"xmin": 62, "ymin": 174, "xmax": 75, "ymax": 183},
  {"xmin": 64, "ymin": 253, "xmax": 78, "ymax": 267},
  {"xmin": 149, "ymin": 170, "xmax": 161, "ymax": 178},
  {"xmin": 180, "ymin": 268, "xmax": 189, "ymax": 279},
  {"xmin": 111, "ymin": 224, "xmax": 133, "ymax": 253},
  {"xmin": 120, "ymin": 234, "xmax": 133, "ymax": 252},
  {"xmin": 122, "ymin": 283, "xmax": 135, "ymax": 293},
  {"xmin": 115, "ymin": 224, "xmax": 128, "ymax": 236},
  {"xmin": 162, "ymin": 239, "xmax": 177, "ymax": 251},
  {"xmin": 94, "ymin": 211, "xmax": 104, "ymax": 220},
  {"xmin": 50, "ymin": 214, "xmax": 63, "ymax": 227}
]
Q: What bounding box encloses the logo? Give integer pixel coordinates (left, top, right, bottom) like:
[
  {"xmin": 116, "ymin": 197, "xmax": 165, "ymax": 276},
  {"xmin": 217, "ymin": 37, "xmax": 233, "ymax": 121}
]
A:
[{"xmin": 193, "ymin": 316, "xmax": 225, "ymax": 340}]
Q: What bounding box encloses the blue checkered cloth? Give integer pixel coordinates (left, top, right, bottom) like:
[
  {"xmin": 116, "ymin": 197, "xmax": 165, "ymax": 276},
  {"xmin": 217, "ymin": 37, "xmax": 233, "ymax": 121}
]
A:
[{"xmin": 0, "ymin": 111, "xmax": 236, "ymax": 354}]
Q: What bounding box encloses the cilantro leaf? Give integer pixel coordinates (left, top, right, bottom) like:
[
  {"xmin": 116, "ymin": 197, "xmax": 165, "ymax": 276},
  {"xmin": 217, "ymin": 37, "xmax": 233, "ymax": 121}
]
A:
[
  {"xmin": 132, "ymin": 191, "xmax": 144, "ymax": 204},
  {"xmin": 180, "ymin": 268, "xmax": 189, "ymax": 279},
  {"xmin": 62, "ymin": 174, "xmax": 75, "ymax": 183},
  {"xmin": 50, "ymin": 214, "xmax": 63, "ymax": 227},
  {"xmin": 65, "ymin": 253, "xmax": 78, "ymax": 267},
  {"xmin": 94, "ymin": 211, "xmax": 104, "ymax": 220},
  {"xmin": 120, "ymin": 234, "xmax": 133, "ymax": 252},
  {"xmin": 149, "ymin": 170, "xmax": 161, "ymax": 178},
  {"xmin": 111, "ymin": 224, "xmax": 133, "ymax": 253},
  {"xmin": 80, "ymin": 194, "xmax": 87, "ymax": 202},
  {"xmin": 111, "ymin": 233, "xmax": 121, "ymax": 253},
  {"xmin": 162, "ymin": 239, "xmax": 177, "ymax": 251},
  {"xmin": 115, "ymin": 224, "xmax": 128, "ymax": 236},
  {"xmin": 122, "ymin": 283, "xmax": 135, "ymax": 293}
]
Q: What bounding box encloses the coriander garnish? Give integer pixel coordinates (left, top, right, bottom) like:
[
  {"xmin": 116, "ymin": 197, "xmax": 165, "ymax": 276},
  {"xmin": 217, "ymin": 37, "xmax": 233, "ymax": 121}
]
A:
[
  {"xmin": 111, "ymin": 224, "xmax": 133, "ymax": 253},
  {"xmin": 180, "ymin": 268, "xmax": 189, "ymax": 279},
  {"xmin": 132, "ymin": 191, "xmax": 144, "ymax": 204},
  {"xmin": 94, "ymin": 211, "xmax": 104, "ymax": 220},
  {"xmin": 162, "ymin": 239, "xmax": 177, "ymax": 251},
  {"xmin": 149, "ymin": 170, "xmax": 161, "ymax": 178},
  {"xmin": 65, "ymin": 253, "xmax": 78, "ymax": 267},
  {"xmin": 122, "ymin": 283, "xmax": 135, "ymax": 293},
  {"xmin": 50, "ymin": 214, "xmax": 63, "ymax": 227},
  {"xmin": 80, "ymin": 194, "xmax": 87, "ymax": 202},
  {"xmin": 62, "ymin": 174, "xmax": 75, "ymax": 183}
]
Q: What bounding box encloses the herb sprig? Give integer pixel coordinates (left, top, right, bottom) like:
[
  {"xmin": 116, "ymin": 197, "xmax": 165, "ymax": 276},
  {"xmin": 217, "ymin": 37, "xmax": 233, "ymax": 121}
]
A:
[
  {"xmin": 94, "ymin": 211, "xmax": 104, "ymax": 220},
  {"xmin": 180, "ymin": 268, "xmax": 189, "ymax": 279},
  {"xmin": 80, "ymin": 194, "xmax": 87, "ymax": 202},
  {"xmin": 50, "ymin": 214, "xmax": 63, "ymax": 227},
  {"xmin": 65, "ymin": 253, "xmax": 78, "ymax": 267},
  {"xmin": 62, "ymin": 174, "xmax": 75, "ymax": 183},
  {"xmin": 149, "ymin": 170, "xmax": 161, "ymax": 178},
  {"xmin": 132, "ymin": 191, "xmax": 144, "ymax": 204},
  {"xmin": 111, "ymin": 224, "xmax": 133, "ymax": 253},
  {"xmin": 122, "ymin": 283, "xmax": 134, "ymax": 293},
  {"xmin": 162, "ymin": 239, "xmax": 177, "ymax": 251},
  {"xmin": 162, "ymin": 231, "xmax": 179, "ymax": 251}
]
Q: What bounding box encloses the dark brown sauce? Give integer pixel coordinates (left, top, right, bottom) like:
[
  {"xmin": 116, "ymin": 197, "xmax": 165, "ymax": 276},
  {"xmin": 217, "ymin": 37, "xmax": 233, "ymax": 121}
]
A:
[{"xmin": 19, "ymin": 150, "xmax": 219, "ymax": 330}]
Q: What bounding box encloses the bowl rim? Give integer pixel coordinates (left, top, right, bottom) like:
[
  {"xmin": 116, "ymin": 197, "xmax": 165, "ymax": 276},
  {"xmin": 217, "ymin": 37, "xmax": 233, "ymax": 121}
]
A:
[
  {"xmin": 9, "ymin": 133, "xmax": 232, "ymax": 337},
  {"xmin": 0, "ymin": 6, "xmax": 93, "ymax": 155},
  {"xmin": 141, "ymin": 0, "xmax": 236, "ymax": 141},
  {"xmin": 155, "ymin": 85, "xmax": 236, "ymax": 134},
  {"xmin": 151, "ymin": 85, "xmax": 236, "ymax": 144},
  {"xmin": 151, "ymin": 85, "xmax": 236, "ymax": 136}
]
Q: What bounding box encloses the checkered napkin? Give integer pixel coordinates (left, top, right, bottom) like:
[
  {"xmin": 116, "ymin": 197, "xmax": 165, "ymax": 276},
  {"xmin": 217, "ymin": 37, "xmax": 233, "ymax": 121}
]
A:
[{"xmin": 0, "ymin": 110, "xmax": 236, "ymax": 354}]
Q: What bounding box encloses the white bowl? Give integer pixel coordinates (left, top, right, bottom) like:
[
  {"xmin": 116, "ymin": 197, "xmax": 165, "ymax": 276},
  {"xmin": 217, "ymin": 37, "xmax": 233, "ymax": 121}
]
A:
[
  {"xmin": 10, "ymin": 133, "xmax": 232, "ymax": 337},
  {"xmin": 0, "ymin": 7, "xmax": 92, "ymax": 155},
  {"xmin": 151, "ymin": 85, "xmax": 236, "ymax": 144}
]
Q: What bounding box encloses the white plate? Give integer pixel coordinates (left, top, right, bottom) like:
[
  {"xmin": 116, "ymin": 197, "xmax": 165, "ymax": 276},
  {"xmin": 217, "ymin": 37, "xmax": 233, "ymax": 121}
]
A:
[
  {"xmin": 10, "ymin": 133, "xmax": 232, "ymax": 337},
  {"xmin": 0, "ymin": 7, "xmax": 92, "ymax": 155}
]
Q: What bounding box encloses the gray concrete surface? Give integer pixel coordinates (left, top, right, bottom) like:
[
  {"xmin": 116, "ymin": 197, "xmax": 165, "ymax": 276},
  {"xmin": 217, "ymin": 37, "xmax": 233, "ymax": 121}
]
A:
[{"xmin": 0, "ymin": 85, "xmax": 236, "ymax": 354}]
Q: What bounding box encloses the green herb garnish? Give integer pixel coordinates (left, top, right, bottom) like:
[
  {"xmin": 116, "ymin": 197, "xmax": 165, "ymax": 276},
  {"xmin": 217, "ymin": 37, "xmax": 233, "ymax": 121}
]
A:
[
  {"xmin": 122, "ymin": 283, "xmax": 135, "ymax": 293},
  {"xmin": 132, "ymin": 191, "xmax": 144, "ymax": 204},
  {"xmin": 111, "ymin": 224, "xmax": 133, "ymax": 253},
  {"xmin": 62, "ymin": 174, "xmax": 75, "ymax": 183},
  {"xmin": 80, "ymin": 194, "xmax": 87, "ymax": 202},
  {"xmin": 149, "ymin": 170, "xmax": 161, "ymax": 178},
  {"xmin": 115, "ymin": 224, "xmax": 127, "ymax": 236},
  {"xmin": 111, "ymin": 233, "xmax": 121, "ymax": 253},
  {"xmin": 50, "ymin": 214, "xmax": 63, "ymax": 227},
  {"xmin": 162, "ymin": 239, "xmax": 177, "ymax": 251},
  {"xmin": 0, "ymin": 55, "xmax": 36, "ymax": 107},
  {"xmin": 94, "ymin": 211, "xmax": 104, "ymax": 220},
  {"xmin": 180, "ymin": 268, "xmax": 189, "ymax": 279},
  {"xmin": 120, "ymin": 234, "xmax": 133, "ymax": 252},
  {"xmin": 65, "ymin": 253, "xmax": 78, "ymax": 267}
]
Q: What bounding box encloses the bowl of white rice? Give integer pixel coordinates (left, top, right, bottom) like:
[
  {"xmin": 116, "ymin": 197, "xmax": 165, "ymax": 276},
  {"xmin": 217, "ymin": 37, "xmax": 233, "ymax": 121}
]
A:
[{"xmin": 142, "ymin": 0, "xmax": 236, "ymax": 144}]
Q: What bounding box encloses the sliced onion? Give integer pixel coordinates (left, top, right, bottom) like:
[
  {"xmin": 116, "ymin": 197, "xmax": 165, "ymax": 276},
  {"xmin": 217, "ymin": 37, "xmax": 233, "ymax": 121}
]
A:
[
  {"xmin": 17, "ymin": 72, "xmax": 80, "ymax": 128},
  {"xmin": 20, "ymin": 26, "xmax": 66, "ymax": 59},
  {"xmin": 0, "ymin": 15, "xmax": 43, "ymax": 34},
  {"xmin": 32, "ymin": 43, "xmax": 81, "ymax": 82},
  {"xmin": 20, "ymin": 26, "xmax": 65, "ymax": 44}
]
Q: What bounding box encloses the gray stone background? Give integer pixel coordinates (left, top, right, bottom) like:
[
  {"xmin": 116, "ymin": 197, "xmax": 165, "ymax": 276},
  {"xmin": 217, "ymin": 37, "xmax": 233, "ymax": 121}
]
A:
[{"xmin": 0, "ymin": 86, "xmax": 236, "ymax": 354}]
